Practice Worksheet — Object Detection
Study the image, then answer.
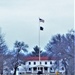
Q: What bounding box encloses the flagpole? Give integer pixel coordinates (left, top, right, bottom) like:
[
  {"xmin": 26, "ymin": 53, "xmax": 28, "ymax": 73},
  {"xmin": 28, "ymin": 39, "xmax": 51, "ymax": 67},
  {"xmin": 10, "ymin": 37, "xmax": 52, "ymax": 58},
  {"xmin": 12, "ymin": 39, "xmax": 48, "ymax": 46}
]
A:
[
  {"xmin": 38, "ymin": 18, "xmax": 44, "ymax": 65},
  {"xmin": 39, "ymin": 18, "xmax": 40, "ymax": 63}
]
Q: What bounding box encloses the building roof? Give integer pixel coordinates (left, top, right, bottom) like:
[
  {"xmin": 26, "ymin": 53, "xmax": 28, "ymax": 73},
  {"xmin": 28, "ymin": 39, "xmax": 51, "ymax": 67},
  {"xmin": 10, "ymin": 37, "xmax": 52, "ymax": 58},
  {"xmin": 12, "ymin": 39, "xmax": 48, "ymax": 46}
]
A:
[
  {"xmin": 25, "ymin": 57, "xmax": 48, "ymax": 61},
  {"xmin": 25, "ymin": 57, "xmax": 60, "ymax": 61}
]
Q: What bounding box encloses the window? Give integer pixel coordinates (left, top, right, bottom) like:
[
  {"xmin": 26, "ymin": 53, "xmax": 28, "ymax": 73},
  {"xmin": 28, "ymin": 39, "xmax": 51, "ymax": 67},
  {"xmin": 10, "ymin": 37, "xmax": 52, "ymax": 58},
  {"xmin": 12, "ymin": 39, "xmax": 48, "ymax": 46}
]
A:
[
  {"xmin": 33, "ymin": 67, "xmax": 37, "ymax": 71},
  {"xmin": 44, "ymin": 67, "xmax": 48, "ymax": 70},
  {"xmin": 34, "ymin": 62, "xmax": 36, "ymax": 65},
  {"xmin": 62, "ymin": 67, "xmax": 64, "ymax": 70},
  {"xmin": 50, "ymin": 61, "xmax": 52, "ymax": 64},
  {"xmin": 50, "ymin": 67, "xmax": 52, "ymax": 70},
  {"xmin": 38, "ymin": 67, "xmax": 40, "ymax": 70},
  {"xmin": 29, "ymin": 62, "xmax": 31, "ymax": 65},
  {"xmin": 40, "ymin": 62, "xmax": 41, "ymax": 64},
  {"xmin": 29, "ymin": 68, "xmax": 31, "ymax": 71},
  {"xmin": 45, "ymin": 62, "xmax": 47, "ymax": 64},
  {"xmin": 40, "ymin": 67, "xmax": 43, "ymax": 70},
  {"xmin": 19, "ymin": 72, "xmax": 22, "ymax": 74}
]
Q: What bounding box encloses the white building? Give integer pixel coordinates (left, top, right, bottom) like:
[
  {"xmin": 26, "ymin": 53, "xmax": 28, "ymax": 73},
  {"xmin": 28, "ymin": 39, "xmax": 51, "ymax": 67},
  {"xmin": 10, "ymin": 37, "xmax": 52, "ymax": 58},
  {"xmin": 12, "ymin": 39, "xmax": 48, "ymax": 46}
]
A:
[{"xmin": 17, "ymin": 57, "xmax": 65, "ymax": 74}]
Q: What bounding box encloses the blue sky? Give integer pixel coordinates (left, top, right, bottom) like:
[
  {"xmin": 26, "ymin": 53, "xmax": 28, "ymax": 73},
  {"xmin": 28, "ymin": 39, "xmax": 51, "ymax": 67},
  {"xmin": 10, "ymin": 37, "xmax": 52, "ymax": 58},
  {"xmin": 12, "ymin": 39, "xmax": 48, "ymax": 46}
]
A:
[{"xmin": 0, "ymin": 0, "xmax": 74, "ymax": 52}]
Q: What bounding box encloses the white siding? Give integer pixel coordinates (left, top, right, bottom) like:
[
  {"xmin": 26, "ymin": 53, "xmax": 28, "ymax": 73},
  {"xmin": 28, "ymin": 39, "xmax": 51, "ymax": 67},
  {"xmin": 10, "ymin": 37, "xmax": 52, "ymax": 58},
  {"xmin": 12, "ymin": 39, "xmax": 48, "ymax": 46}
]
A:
[
  {"xmin": 17, "ymin": 60, "xmax": 65, "ymax": 74},
  {"xmin": 26, "ymin": 60, "xmax": 55, "ymax": 68}
]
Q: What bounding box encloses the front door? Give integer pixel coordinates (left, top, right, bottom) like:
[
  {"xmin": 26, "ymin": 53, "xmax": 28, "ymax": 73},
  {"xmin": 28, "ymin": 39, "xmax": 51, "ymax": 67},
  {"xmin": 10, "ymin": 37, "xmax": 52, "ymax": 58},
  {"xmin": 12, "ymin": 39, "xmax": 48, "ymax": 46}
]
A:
[
  {"xmin": 37, "ymin": 67, "xmax": 43, "ymax": 74},
  {"xmin": 40, "ymin": 67, "xmax": 43, "ymax": 73},
  {"xmin": 37, "ymin": 67, "xmax": 43, "ymax": 73}
]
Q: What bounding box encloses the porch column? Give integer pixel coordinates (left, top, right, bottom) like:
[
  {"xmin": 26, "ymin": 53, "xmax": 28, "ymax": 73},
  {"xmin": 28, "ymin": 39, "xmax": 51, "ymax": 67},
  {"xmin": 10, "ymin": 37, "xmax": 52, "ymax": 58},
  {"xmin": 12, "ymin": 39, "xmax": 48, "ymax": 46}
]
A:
[
  {"xmin": 32, "ymin": 68, "xmax": 33, "ymax": 73},
  {"xmin": 48, "ymin": 67, "xmax": 50, "ymax": 73},
  {"xmin": 37, "ymin": 67, "xmax": 38, "ymax": 73},
  {"xmin": 43, "ymin": 67, "xmax": 44, "ymax": 73}
]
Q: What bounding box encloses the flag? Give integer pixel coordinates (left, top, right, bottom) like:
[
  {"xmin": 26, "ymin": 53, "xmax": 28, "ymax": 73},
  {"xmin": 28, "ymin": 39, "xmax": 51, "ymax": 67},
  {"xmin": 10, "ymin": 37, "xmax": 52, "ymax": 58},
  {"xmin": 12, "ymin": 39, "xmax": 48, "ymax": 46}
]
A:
[
  {"xmin": 40, "ymin": 26, "xmax": 44, "ymax": 30},
  {"xmin": 39, "ymin": 18, "xmax": 44, "ymax": 23}
]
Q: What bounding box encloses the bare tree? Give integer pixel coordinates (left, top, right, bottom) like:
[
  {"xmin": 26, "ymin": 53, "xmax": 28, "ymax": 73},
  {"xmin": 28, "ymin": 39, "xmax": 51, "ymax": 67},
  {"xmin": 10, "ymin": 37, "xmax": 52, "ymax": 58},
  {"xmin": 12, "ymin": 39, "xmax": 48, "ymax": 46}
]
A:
[
  {"xmin": 45, "ymin": 30, "xmax": 75, "ymax": 75},
  {"xmin": 13, "ymin": 41, "xmax": 28, "ymax": 75},
  {"xmin": 5, "ymin": 51, "xmax": 27, "ymax": 75},
  {"xmin": 0, "ymin": 30, "xmax": 8, "ymax": 75}
]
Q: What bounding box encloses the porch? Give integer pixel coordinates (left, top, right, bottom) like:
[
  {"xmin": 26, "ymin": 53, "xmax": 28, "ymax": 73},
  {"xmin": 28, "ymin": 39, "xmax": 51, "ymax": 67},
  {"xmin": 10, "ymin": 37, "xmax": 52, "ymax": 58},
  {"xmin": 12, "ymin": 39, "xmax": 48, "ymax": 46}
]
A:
[{"xmin": 28, "ymin": 65, "xmax": 50, "ymax": 73}]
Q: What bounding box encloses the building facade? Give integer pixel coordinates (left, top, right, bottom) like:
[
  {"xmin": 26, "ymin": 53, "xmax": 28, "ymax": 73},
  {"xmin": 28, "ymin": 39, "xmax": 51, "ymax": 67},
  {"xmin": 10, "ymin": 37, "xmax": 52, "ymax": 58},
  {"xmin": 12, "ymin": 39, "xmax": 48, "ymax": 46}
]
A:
[{"xmin": 17, "ymin": 57, "xmax": 65, "ymax": 74}]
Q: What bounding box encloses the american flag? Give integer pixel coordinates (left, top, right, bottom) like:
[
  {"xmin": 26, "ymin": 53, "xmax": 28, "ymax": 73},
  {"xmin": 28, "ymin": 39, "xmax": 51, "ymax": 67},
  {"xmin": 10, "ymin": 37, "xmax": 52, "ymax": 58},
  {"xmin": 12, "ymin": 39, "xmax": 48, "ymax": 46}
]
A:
[{"xmin": 39, "ymin": 18, "xmax": 44, "ymax": 23}]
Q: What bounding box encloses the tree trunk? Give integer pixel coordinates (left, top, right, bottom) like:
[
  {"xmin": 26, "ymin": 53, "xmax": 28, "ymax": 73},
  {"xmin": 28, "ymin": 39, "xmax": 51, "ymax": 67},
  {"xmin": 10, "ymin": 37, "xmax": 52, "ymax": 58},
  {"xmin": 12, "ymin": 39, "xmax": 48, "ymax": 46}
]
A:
[
  {"xmin": 1, "ymin": 71, "xmax": 3, "ymax": 75},
  {"xmin": 13, "ymin": 66, "xmax": 17, "ymax": 75},
  {"xmin": 65, "ymin": 66, "xmax": 68, "ymax": 75},
  {"xmin": 0, "ymin": 67, "xmax": 3, "ymax": 75},
  {"xmin": 65, "ymin": 70, "xmax": 68, "ymax": 75}
]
